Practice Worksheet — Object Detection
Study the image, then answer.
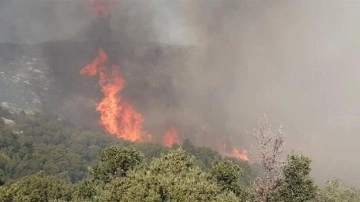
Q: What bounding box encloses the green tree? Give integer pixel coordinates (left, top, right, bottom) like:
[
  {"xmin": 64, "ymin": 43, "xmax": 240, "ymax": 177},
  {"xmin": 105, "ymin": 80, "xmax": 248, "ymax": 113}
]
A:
[
  {"xmin": 182, "ymin": 139, "xmax": 196, "ymax": 154},
  {"xmin": 0, "ymin": 172, "xmax": 73, "ymax": 202},
  {"xmin": 24, "ymin": 144, "xmax": 85, "ymax": 182},
  {"xmin": 314, "ymin": 179, "xmax": 360, "ymax": 202},
  {"xmin": 270, "ymin": 154, "xmax": 317, "ymax": 202},
  {"xmin": 0, "ymin": 129, "xmax": 20, "ymax": 153},
  {"xmin": 132, "ymin": 142, "xmax": 169, "ymax": 161},
  {"xmin": 211, "ymin": 160, "xmax": 251, "ymax": 200},
  {"xmin": 182, "ymin": 139, "xmax": 222, "ymax": 169},
  {"xmin": 73, "ymin": 179, "xmax": 99, "ymax": 201},
  {"xmin": 100, "ymin": 149, "xmax": 239, "ymax": 201},
  {"xmin": 91, "ymin": 146, "xmax": 144, "ymax": 182}
]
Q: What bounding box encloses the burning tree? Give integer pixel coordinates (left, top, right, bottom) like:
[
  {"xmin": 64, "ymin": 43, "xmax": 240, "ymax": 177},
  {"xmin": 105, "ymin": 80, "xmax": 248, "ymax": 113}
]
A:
[{"xmin": 252, "ymin": 114, "xmax": 285, "ymax": 201}]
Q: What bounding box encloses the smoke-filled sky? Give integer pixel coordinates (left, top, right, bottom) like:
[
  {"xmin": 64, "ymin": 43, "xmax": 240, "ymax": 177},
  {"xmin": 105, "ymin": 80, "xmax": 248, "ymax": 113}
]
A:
[{"xmin": 1, "ymin": 0, "xmax": 360, "ymax": 186}]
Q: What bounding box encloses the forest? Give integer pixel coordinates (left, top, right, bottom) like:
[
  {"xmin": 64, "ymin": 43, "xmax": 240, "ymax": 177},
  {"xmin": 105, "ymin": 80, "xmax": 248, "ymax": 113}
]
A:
[
  {"xmin": 0, "ymin": 106, "xmax": 359, "ymax": 202},
  {"xmin": 1, "ymin": 0, "xmax": 360, "ymax": 201}
]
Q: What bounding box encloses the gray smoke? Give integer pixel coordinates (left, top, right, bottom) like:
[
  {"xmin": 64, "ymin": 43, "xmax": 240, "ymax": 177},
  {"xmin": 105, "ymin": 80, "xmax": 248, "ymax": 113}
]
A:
[{"xmin": 1, "ymin": 0, "xmax": 360, "ymax": 186}]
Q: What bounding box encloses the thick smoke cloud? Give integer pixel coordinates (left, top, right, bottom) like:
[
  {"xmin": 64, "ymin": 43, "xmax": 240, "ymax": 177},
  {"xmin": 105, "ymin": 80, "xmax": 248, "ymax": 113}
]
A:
[
  {"xmin": 0, "ymin": 1, "xmax": 91, "ymax": 44},
  {"xmin": 171, "ymin": 1, "xmax": 360, "ymax": 186},
  {"xmin": 1, "ymin": 0, "xmax": 360, "ymax": 186}
]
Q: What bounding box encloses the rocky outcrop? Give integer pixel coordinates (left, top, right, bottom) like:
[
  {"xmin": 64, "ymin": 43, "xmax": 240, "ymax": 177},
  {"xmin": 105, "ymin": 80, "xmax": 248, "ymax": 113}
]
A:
[{"xmin": 0, "ymin": 45, "xmax": 49, "ymax": 113}]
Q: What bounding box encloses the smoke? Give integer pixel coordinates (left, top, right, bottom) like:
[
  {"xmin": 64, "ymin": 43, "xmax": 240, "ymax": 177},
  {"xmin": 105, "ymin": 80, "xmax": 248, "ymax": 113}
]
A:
[
  {"xmin": 165, "ymin": 1, "xmax": 360, "ymax": 186},
  {"xmin": 1, "ymin": 0, "xmax": 360, "ymax": 185},
  {"xmin": 0, "ymin": 1, "xmax": 91, "ymax": 44}
]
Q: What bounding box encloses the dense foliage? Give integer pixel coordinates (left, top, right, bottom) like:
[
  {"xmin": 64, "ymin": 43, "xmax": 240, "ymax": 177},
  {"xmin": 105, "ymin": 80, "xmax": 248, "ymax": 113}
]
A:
[
  {"xmin": 313, "ymin": 179, "xmax": 360, "ymax": 202},
  {"xmin": 1, "ymin": 107, "xmax": 359, "ymax": 201},
  {"xmin": 270, "ymin": 154, "xmax": 317, "ymax": 202},
  {"xmin": 0, "ymin": 172, "xmax": 73, "ymax": 202},
  {"xmin": 0, "ymin": 111, "xmax": 121, "ymax": 183},
  {"xmin": 0, "ymin": 107, "xmax": 256, "ymax": 184}
]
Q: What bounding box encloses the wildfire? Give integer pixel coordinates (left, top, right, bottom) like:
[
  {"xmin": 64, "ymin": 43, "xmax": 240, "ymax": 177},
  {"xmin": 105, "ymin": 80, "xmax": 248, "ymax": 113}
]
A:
[
  {"xmin": 80, "ymin": 48, "xmax": 150, "ymax": 142},
  {"xmin": 230, "ymin": 148, "xmax": 249, "ymax": 161},
  {"xmin": 80, "ymin": 0, "xmax": 248, "ymax": 160},
  {"xmin": 222, "ymin": 140, "xmax": 249, "ymax": 161},
  {"xmin": 163, "ymin": 126, "xmax": 181, "ymax": 147}
]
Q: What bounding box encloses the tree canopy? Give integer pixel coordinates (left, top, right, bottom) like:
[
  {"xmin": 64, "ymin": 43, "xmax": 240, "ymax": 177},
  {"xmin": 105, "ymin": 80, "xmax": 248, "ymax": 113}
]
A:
[{"xmin": 0, "ymin": 107, "xmax": 356, "ymax": 201}]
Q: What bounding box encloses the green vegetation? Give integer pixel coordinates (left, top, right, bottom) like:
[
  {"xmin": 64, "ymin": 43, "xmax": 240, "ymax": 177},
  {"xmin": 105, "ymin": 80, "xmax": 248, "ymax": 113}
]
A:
[
  {"xmin": 0, "ymin": 107, "xmax": 359, "ymax": 201},
  {"xmin": 0, "ymin": 172, "xmax": 73, "ymax": 202},
  {"xmin": 270, "ymin": 154, "xmax": 317, "ymax": 202},
  {"xmin": 0, "ymin": 111, "xmax": 122, "ymax": 183},
  {"xmin": 314, "ymin": 179, "xmax": 360, "ymax": 202}
]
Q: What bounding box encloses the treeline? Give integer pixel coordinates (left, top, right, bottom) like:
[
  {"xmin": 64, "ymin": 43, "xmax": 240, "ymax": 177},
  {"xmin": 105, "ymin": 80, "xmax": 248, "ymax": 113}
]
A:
[
  {"xmin": 2, "ymin": 145, "xmax": 358, "ymax": 201},
  {"xmin": 0, "ymin": 144, "xmax": 313, "ymax": 201},
  {"xmin": 0, "ymin": 106, "xmax": 257, "ymax": 184},
  {"xmin": 0, "ymin": 109, "xmax": 121, "ymax": 183},
  {"xmin": 0, "ymin": 107, "xmax": 360, "ymax": 201}
]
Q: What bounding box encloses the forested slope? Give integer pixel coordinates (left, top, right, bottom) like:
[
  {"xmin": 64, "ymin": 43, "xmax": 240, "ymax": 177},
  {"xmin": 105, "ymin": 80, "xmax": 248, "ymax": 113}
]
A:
[{"xmin": 0, "ymin": 107, "xmax": 359, "ymax": 201}]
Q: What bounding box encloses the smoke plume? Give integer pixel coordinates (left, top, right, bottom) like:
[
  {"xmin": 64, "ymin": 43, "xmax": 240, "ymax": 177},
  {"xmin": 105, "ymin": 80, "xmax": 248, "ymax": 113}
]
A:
[{"xmin": 1, "ymin": 0, "xmax": 360, "ymax": 185}]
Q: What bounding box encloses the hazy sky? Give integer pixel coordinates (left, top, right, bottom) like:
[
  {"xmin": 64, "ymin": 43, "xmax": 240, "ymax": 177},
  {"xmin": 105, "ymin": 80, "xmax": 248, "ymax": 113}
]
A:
[
  {"xmin": 1, "ymin": 0, "xmax": 360, "ymax": 186},
  {"xmin": 174, "ymin": 1, "xmax": 360, "ymax": 186}
]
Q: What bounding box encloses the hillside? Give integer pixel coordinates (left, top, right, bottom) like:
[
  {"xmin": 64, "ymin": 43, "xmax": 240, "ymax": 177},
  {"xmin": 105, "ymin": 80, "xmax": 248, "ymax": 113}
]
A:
[
  {"xmin": 1, "ymin": 107, "xmax": 359, "ymax": 201},
  {"xmin": 0, "ymin": 106, "xmax": 255, "ymax": 184}
]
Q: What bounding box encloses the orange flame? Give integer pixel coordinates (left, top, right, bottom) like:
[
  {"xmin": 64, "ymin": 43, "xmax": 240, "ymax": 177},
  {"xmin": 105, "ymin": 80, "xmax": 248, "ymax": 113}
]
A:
[
  {"xmin": 81, "ymin": 48, "xmax": 151, "ymax": 142},
  {"xmin": 80, "ymin": 0, "xmax": 249, "ymax": 153},
  {"xmin": 222, "ymin": 140, "xmax": 249, "ymax": 161},
  {"xmin": 163, "ymin": 126, "xmax": 181, "ymax": 147},
  {"xmin": 230, "ymin": 148, "xmax": 249, "ymax": 161}
]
